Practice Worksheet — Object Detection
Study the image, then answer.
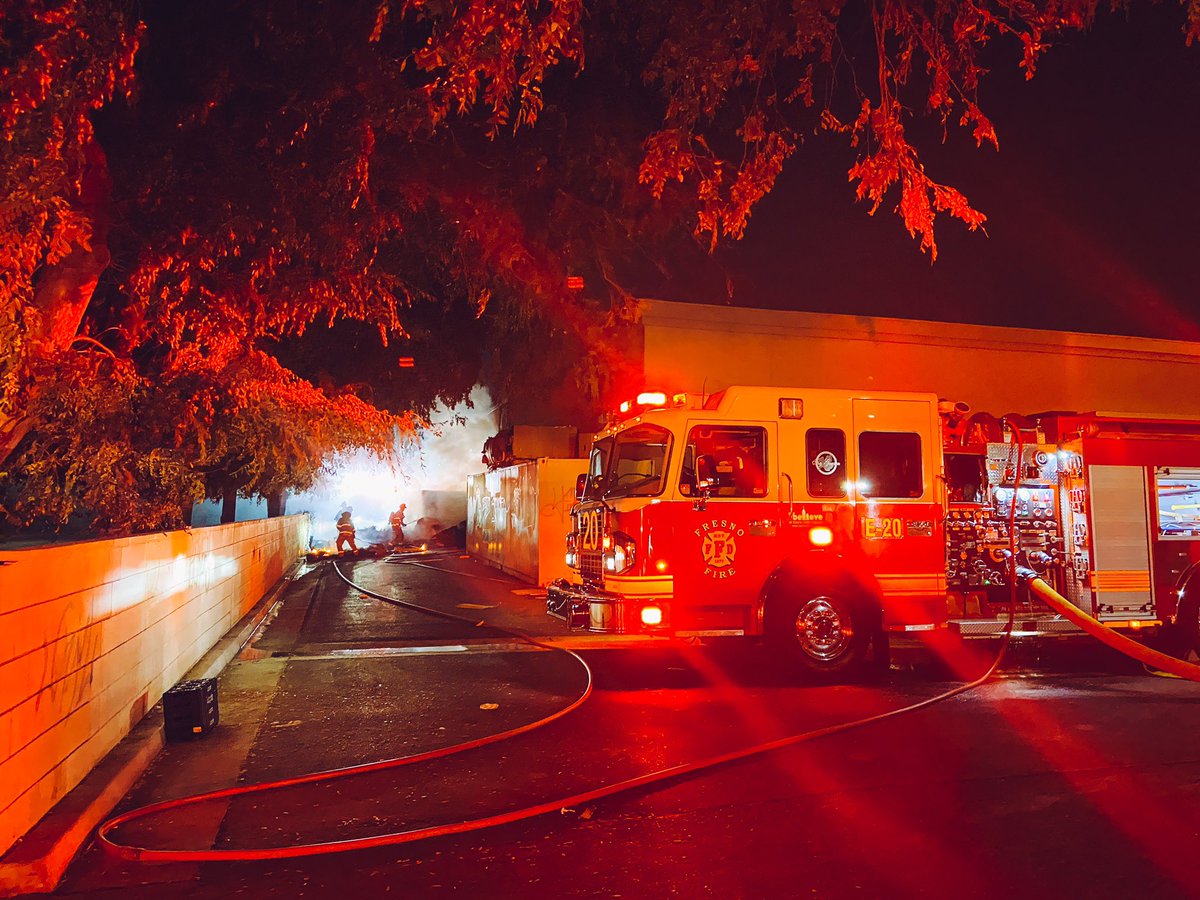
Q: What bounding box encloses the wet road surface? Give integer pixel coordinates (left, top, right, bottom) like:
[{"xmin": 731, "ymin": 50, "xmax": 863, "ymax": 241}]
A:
[{"xmin": 43, "ymin": 551, "xmax": 1200, "ymax": 899}]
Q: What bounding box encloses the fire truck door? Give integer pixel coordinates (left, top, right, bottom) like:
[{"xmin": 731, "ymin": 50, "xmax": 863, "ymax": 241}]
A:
[
  {"xmin": 671, "ymin": 420, "xmax": 779, "ymax": 633},
  {"xmin": 1088, "ymin": 465, "xmax": 1153, "ymax": 620},
  {"xmin": 850, "ymin": 398, "xmax": 945, "ymax": 622}
]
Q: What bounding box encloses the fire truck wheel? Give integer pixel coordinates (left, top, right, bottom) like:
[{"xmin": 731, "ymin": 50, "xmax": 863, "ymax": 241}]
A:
[{"xmin": 767, "ymin": 588, "xmax": 877, "ymax": 678}]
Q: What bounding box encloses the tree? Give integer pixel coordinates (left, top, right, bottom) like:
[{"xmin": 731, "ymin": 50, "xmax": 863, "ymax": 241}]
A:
[
  {"xmin": 0, "ymin": 0, "xmax": 140, "ymax": 463},
  {"xmin": 630, "ymin": 0, "xmax": 1199, "ymax": 259},
  {"xmin": 2, "ymin": 0, "xmax": 1196, "ymax": 533}
]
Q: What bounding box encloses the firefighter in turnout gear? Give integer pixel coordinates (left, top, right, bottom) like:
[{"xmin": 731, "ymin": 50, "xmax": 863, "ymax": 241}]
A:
[
  {"xmin": 389, "ymin": 504, "xmax": 407, "ymax": 547},
  {"xmin": 335, "ymin": 510, "xmax": 358, "ymax": 553}
]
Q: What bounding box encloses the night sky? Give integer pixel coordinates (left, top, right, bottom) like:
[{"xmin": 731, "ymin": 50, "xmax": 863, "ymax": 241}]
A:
[{"xmin": 693, "ymin": 5, "xmax": 1200, "ymax": 341}]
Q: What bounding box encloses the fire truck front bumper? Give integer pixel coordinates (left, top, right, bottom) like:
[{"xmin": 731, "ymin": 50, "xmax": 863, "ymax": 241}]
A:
[{"xmin": 546, "ymin": 576, "xmax": 673, "ymax": 634}]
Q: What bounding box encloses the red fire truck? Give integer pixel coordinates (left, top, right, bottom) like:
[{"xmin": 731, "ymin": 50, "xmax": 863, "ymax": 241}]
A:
[{"xmin": 546, "ymin": 386, "xmax": 1200, "ymax": 675}]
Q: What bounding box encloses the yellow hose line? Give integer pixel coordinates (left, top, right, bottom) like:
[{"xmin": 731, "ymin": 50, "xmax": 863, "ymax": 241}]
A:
[{"xmin": 1024, "ymin": 575, "xmax": 1200, "ymax": 683}]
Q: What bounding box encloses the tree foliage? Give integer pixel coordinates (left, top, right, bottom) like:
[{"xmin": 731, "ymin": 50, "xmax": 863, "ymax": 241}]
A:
[
  {"xmin": 1, "ymin": 0, "xmax": 1196, "ymax": 534},
  {"xmin": 635, "ymin": 0, "xmax": 1199, "ymax": 258},
  {"xmin": 0, "ymin": 1, "xmax": 139, "ymax": 450}
]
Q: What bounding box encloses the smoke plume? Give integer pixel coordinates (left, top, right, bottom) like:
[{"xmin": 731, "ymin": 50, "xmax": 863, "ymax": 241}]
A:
[{"xmin": 291, "ymin": 385, "xmax": 498, "ymax": 545}]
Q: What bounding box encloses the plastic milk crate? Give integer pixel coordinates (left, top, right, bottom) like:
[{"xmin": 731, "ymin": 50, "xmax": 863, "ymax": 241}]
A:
[{"xmin": 162, "ymin": 677, "xmax": 220, "ymax": 741}]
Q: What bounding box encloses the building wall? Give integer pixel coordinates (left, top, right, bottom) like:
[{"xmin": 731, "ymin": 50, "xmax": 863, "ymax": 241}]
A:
[
  {"xmin": 467, "ymin": 459, "xmax": 587, "ymax": 585},
  {"xmin": 640, "ymin": 300, "xmax": 1200, "ymax": 418},
  {"xmin": 0, "ymin": 515, "xmax": 310, "ymax": 856}
]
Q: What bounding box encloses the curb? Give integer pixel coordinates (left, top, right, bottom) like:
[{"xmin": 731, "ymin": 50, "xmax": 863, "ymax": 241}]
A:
[
  {"xmin": 193, "ymin": 560, "xmax": 302, "ymax": 682},
  {"xmin": 0, "ymin": 560, "xmax": 304, "ymax": 898},
  {"xmin": 0, "ymin": 717, "xmax": 164, "ymax": 898}
]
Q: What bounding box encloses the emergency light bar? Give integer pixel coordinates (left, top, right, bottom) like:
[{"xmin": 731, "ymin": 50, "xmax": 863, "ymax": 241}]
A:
[{"xmin": 617, "ymin": 390, "xmax": 682, "ymax": 416}]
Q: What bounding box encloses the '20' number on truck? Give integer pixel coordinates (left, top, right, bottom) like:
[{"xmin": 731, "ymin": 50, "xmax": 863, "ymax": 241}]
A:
[
  {"xmin": 580, "ymin": 509, "xmax": 602, "ymax": 551},
  {"xmin": 862, "ymin": 517, "xmax": 905, "ymax": 540}
]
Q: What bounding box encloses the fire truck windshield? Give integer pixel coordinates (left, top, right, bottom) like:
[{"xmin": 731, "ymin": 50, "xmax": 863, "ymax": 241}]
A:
[{"xmin": 598, "ymin": 423, "xmax": 672, "ymax": 499}]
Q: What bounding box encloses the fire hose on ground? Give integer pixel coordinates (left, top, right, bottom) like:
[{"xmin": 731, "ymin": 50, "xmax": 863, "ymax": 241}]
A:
[
  {"xmin": 1016, "ymin": 568, "xmax": 1200, "ymax": 683},
  {"xmin": 97, "ymin": 554, "xmax": 1200, "ymax": 863}
]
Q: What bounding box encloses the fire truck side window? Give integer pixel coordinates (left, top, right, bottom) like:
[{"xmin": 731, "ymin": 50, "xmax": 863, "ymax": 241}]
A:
[
  {"xmin": 806, "ymin": 428, "xmax": 846, "ymax": 498},
  {"xmin": 681, "ymin": 426, "xmax": 768, "ymax": 498},
  {"xmin": 858, "ymin": 431, "xmax": 923, "ymax": 498},
  {"xmin": 1156, "ymin": 468, "xmax": 1200, "ymax": 537},
  {"xmin": 582, "ymin": 438, "xmax": 614, "ymax": 499}
]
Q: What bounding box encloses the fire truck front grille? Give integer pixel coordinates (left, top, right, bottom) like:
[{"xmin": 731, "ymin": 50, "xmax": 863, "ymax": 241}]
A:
[{"xmin": 579, "ymin": 551, "xmax": 605, "ymax": 585}]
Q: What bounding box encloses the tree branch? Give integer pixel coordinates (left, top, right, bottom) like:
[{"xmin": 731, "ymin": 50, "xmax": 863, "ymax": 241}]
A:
[{"xmin": 70, "ymin": 336, "xmax": 118, "ymax": 359}]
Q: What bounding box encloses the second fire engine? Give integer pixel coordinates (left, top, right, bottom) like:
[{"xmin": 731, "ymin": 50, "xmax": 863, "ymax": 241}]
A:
[{"xmin": 547, "ymin": 386, "xmax": 1200, "ymax": 676}]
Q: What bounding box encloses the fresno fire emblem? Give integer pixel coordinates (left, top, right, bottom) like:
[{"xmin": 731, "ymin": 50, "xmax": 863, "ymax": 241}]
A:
[{"xmin": 696, "ymin": 519, "xmax": 745, "ymax": 579}]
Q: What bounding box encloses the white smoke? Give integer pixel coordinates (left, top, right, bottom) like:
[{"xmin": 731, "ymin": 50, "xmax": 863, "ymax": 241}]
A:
[{"xmin": 290, "ymin": 385, "xmax": 498, "ymax": 545}]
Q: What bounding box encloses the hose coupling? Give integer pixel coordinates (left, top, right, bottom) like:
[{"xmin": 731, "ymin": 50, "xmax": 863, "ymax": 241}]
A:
[{"xmin": 1014, "ymin": 565, "xmax": 1039, "ymax": 585}]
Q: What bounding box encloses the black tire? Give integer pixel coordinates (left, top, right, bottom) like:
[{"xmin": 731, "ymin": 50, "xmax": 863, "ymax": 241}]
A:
[{"xmin": 766, "ymin": 583, "xmax": 878, "ymax": 679}]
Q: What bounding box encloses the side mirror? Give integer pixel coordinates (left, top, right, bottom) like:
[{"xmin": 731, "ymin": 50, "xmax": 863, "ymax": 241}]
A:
[
  {"xmin": 575, "ymin": 473, "xmax": 588, "ymax": 501},
  {"xmin": 692, "ymin": 454, "xmax": 716, "ymax": 511}
]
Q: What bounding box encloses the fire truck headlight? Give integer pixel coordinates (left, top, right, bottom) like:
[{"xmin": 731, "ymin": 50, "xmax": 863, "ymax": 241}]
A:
[
  {"xmin": 566, "ymin": 551, "xmax": 578, "ymax": 568},
  {"xmin": 641, "ymin": 605, "xmax": 663, "ymax": 626},
  {"xmin": 808, "ymin": 526, "xmax": 833, "ymax": 547}
]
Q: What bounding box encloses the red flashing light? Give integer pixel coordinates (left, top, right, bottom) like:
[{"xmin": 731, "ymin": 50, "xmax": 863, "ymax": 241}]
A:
[
  {"xmin": 616, "ymin": 390, "xmax": 673, "ymax": 419},
  {"xmin": 636, "ymin": 391, "xmax": 668, "ymax": 407},
  {"xmin": 398, "ymin": 357, "xmax": 415, "ymax": 368}
]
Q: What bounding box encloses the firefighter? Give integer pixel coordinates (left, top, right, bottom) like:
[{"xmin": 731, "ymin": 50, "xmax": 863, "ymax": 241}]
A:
[
  {"xmin": 335, "ymin": 510, "xmax": 358, "ymax": 553},
  {"xmin": 389, "ymin": 503, "xmax": 407, "ymax": 546}
]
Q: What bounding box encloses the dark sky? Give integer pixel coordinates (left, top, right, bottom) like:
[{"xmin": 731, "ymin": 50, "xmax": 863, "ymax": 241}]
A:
[{"xmin": 697, "ymin": 4, "xmax": 1200, "ymax": 341}]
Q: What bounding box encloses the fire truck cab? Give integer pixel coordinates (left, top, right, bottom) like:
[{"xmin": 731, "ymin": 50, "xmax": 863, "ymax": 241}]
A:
[{"xmin": 546, "ymin": 385, "xmax": 1200, "ymax": 676}]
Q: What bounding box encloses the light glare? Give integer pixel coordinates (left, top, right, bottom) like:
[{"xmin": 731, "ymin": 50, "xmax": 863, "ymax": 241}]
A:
[
  {"xmin": 641, "ymin": 605, "xmax": 663, "ymax": 626},
  {"xmin": 809, "ymin": 526, "xmax": 833, "ymax": 547}
]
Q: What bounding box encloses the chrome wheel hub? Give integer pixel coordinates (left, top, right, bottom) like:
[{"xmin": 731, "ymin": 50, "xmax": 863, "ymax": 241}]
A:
[{"xmin": 794, "ymin": 596, "xmax": 853, "ymax": 662}]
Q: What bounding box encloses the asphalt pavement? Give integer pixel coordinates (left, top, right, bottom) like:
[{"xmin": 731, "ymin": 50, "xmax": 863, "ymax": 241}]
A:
[{"xmin": 39, "ymin": 549, "xmax": 1200, "ymax": 899}]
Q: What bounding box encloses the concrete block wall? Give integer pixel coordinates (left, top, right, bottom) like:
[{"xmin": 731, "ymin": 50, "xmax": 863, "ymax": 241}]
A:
[{"xmin": 0, "ymin": 515, "xmax": 310, "ymax": 856}]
